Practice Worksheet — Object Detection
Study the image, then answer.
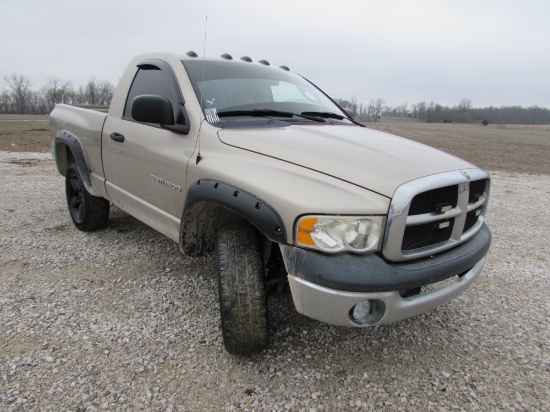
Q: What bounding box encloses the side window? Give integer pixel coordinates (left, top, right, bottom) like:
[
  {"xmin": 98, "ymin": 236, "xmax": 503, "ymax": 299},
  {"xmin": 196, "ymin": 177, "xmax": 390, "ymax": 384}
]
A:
[{"xmin": 123, "ymin": 66, "xmax": 180, "ymax": 120}]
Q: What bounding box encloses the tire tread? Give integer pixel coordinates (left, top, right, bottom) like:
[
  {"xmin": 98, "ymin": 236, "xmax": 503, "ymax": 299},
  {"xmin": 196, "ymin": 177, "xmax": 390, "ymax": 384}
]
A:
[{"xmin": 217, "ymin": 221, "xmax": 269, "ymax": 355}]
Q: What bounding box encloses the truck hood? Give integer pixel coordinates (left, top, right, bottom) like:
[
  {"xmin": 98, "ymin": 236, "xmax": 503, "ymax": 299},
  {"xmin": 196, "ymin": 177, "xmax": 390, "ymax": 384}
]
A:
[{"xmin": 217, "ymin": 125, "xmax": 474, "ymax": 198}]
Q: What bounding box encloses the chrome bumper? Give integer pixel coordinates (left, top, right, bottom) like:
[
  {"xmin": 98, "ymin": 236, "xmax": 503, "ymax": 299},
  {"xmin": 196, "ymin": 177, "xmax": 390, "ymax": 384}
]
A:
[{"xmin": 287, "ymin": 256, "xmax": 486, "ymax": 327}]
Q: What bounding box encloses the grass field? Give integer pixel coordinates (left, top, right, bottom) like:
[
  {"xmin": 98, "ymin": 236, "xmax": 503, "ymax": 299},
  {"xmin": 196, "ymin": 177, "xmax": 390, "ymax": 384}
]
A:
[
  {"xmin": 365, "ymin": 118, "xmax": 550, "ymax": 175},
  {"xmin": 0, "ymin": 115, "xmax": 49, "ymax": 152},
  {"xmin": 1, "ymin": 114, "xmax": 549, "ymax": 175}
]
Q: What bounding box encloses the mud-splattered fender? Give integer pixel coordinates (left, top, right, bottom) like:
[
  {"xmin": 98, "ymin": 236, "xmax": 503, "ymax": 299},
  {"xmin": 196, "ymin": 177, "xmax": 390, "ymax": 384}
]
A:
[{"xmin": 179, "ymin": 179, "xmax": 287, "ymax": 256}]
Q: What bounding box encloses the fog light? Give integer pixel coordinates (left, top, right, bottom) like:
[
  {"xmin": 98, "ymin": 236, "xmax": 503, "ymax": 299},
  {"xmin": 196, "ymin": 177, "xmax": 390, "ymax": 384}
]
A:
[
  {"xmin": 351, "ymin": 300, "xmax": 372, "ymax": 321},
  {"xmin": 349, "ymin": 300, "xmax": 386, "ymax": 326}
]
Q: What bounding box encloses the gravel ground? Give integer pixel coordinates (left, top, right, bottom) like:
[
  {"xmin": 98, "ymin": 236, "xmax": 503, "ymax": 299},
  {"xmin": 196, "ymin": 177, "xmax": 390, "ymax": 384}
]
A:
[{"xmin": 1, "ymin": 152, "xmax": 549, "ymax": 411}]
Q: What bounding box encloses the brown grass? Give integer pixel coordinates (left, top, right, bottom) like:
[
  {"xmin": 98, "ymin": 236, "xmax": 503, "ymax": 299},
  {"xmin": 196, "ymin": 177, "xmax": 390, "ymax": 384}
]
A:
[
  {"xmin": 0, "ymin": 115, "xmax": 50, "ymax": 152},
  {"xmin": 365, "ymin": 118, "xmax": 550, "ymax": 175}
]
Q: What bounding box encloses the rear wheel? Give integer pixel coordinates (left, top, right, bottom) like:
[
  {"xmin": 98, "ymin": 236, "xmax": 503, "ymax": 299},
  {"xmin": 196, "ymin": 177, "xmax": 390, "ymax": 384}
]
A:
[
  {"xmin": 65, "ymin": 164, "xmax": 109, "ymax": 231},
  {"xmin": 217, "ymin": 220, "xmax": 269, "ymax": 355}
]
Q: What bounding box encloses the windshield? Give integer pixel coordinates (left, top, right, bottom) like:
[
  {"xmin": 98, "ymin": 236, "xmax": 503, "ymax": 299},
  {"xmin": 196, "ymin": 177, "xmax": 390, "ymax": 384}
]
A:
[{"xmin": 182, "ymin": 59, "xmax": 352, "ymax": 127}]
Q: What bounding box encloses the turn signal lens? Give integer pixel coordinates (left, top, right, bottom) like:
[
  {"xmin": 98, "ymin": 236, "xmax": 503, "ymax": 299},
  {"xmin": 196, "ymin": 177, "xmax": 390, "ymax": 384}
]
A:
[
  {"xmin": 296, "ymin": 215, "xmax": 385, "ymax": 253},
  {"xmin": 297, "ymin": 217, "xmax": 317, "ymax": 245}
]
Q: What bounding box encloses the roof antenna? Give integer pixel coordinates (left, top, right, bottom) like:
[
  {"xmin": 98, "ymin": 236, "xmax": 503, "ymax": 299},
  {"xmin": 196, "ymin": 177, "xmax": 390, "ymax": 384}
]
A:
[{"xmin": 196, "ymin": 15, "xmax": 207, "ymax": 165}]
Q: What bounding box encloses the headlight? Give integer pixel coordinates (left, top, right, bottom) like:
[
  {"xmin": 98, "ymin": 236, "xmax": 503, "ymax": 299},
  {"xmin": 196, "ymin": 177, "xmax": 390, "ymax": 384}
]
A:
[{"xmin": 296, "ymin": 215, "xmax": 385, "ymax": 253}]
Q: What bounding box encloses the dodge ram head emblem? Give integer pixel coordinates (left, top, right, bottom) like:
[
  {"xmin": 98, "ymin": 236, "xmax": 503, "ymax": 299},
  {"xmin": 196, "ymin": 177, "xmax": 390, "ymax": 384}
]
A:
[{"xmin": 461, "ymin": 171, "xmax": 471, "ymax": 180}]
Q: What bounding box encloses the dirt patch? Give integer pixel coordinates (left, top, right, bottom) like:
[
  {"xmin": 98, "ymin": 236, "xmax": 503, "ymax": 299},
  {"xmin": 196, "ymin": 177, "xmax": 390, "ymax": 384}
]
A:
[
  {"xmin": 8, "ymin": 159, "xmax": 44, "ymax": 167},
  {"xmin": 0, "ymin": 115, "xmax": 50, "ymax": 152},
  {"xmin": 365, "ymin": 118, "xmax": 550, "ymax": 175}
]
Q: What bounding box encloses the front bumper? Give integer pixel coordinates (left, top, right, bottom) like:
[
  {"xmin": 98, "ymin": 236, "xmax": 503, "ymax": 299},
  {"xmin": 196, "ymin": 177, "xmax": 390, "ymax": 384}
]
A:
[{"xmin": 281, "ymin": 224, "xmax": 491, "ymax": 327}]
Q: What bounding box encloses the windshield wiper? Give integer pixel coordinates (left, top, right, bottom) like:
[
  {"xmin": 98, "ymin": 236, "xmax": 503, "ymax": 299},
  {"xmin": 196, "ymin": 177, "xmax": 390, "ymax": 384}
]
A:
[
  {"xmin": 217, "ymin": 109, "xmax": 325, "ymax": 122},
  {"xmin": 302, "ymin": 111, "xmax": 365, "ymax": 127},
  {"xmin": 300, "ymin": 111, "xmax": 345, "ymax": 120}
]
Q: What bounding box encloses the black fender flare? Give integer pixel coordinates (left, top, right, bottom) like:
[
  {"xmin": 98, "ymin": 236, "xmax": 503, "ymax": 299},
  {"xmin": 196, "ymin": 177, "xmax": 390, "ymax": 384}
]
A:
[
  {"xmin": 54, "ymin": 130, "xmax": 92, "ymax": 190},
  {"xmin": 179, "ymin": 179, "xmax": 287, "ymax": 256}
]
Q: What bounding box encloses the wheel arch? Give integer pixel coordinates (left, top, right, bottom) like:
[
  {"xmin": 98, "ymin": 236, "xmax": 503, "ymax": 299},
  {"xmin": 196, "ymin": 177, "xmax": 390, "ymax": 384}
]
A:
[
  {"xmin": 179, "ymin": 179, "xmax": 287, "ymax": 256},
  {"xmin": 53, "ymin": 130, "xmax": 92, "ymax": 191}
]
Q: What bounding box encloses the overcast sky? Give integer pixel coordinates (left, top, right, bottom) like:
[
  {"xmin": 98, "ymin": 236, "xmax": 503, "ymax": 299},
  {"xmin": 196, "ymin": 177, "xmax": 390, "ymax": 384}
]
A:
[{"xmin": 1, "ymin": 0, "xmax": 549, "ymax": 108}]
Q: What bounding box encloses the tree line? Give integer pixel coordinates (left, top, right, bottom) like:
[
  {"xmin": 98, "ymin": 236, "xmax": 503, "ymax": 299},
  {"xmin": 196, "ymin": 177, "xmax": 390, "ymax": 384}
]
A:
[
  {"xmin": 335, "ymin": 96, "xmax": 550, "ymax": 125},
  {"xmin": 334, "ymin": 96, "xmax": 386, "ymax": 123},
  {"xmin": 3, "ymin": 74, "xmax": 549, "ymax": 124},
  {"xmin": 1, "ymin": 74, "xmax": 115, "ymax": 115}
]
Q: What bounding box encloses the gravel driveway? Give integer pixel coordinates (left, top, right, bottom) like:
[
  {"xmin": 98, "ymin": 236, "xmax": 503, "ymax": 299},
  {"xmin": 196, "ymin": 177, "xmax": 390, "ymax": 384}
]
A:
[{"xmin": 1, "ymin": 152, "xmax": 549, "ymax": 411}]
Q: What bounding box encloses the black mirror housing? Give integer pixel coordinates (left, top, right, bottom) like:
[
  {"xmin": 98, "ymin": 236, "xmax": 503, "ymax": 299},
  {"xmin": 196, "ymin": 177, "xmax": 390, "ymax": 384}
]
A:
[{"xmin": 132, "ymin": 95, "xmax": 174, "ymax": 125}]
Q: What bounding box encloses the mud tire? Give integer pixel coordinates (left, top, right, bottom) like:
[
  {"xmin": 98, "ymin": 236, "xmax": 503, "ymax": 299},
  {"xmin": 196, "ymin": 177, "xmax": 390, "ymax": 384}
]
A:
[{"xmin": 217, "ymin": 221, "xmax": 269, "ymax": 355}]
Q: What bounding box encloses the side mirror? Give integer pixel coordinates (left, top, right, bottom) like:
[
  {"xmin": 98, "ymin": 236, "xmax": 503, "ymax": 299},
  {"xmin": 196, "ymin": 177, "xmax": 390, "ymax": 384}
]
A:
[
  {"xmin": 132, "ymin": 95, "xmax": 174, "ymax": 125},
  {"xmin": 131, "ymin": 95, "xmax": 190, "ymax": 134}
]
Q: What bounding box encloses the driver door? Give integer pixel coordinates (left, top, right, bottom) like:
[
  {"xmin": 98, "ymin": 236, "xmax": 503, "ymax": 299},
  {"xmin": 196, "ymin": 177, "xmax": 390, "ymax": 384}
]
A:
[{"xmin": 102, "ymin": 62, "xmax": 196, "ymax": 241}]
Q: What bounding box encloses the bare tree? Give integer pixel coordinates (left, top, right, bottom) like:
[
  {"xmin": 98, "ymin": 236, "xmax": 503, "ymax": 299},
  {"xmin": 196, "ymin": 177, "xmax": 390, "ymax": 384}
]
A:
[
  {"xmin": 27, "ymin": 90, "xmax": 47, "ymax": 114},
  {"xmin": 85, "ymin": 78, "xmax": 100, "ymax": 105},
  {"xmin": 398, "ymin": 102, "xmax": 408, "ymax": 117},
  {"xmin": 458, "ymin": 98, "xmax": 472, "ymax": 122},
  {"xmin": 97, "ymin": 81, "xmax": 115, "ymax": 106},
  {"xmin": 3, "ymin": 74, "xmax": 32, "ymax": 114},
  {"xmin": 334, "ymin": 98, "xmax": 351, "ymax": 110},
  {"xmin": 0, "ymin": 88, "xmax": 12, "ymax": 114},
  {"xmin": 358, "ymin": 102, "xmax": 365, "ymax": 121},
  {"xmin": 350, "ymin": 95, "xmax": 358, "ymax": 119},
  {"xmin": 70, "ymin": 85, "xmax": 87, "ymax": 105},
  {"xmin": 42, "ymin": 77, "xmax": 73, "ymax": 112},
  {"xmin": 366, "ymin": 100, "xmax": 375, "ymax": 122},
  {"xmin": 415, "ymin": 101, "xmax": 427, "ymax": 122},
  {"xmin": 458, "ymin": 98, "xmax": 472, "ymax": 111},
  {"xmin": 369, "ymin": 98, "xmax": 385, "ymax": 122}
]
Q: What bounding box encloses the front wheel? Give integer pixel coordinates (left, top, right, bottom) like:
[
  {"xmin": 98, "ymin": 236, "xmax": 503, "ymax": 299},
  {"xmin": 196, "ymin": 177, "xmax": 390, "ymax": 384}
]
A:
[
  {"xmin": 217, "ymin": 221, "xmax": 269, "ymax": 355},
  {"xmin": 65, "ymin": 164, "xmax": 109, "ymax": 231}
]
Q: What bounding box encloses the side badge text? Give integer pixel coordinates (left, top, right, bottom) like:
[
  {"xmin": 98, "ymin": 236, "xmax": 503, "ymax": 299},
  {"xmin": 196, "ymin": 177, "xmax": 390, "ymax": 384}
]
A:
[{"xmin": 151, "ymin": 175, "xmax": 182, "ymax": 192}]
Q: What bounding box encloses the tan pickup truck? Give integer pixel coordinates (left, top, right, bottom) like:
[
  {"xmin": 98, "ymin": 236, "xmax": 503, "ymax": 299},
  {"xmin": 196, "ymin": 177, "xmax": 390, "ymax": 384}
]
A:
[{"xmin": 50, "ymin": 52, "xmax": 491, "ymax": 354}]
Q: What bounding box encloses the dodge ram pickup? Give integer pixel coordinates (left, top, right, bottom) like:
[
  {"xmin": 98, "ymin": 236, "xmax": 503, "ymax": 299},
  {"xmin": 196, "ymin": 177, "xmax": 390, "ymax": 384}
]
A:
[{"xmin": 50, "ymin": 52, "xmax": 491, "ymax": 354}]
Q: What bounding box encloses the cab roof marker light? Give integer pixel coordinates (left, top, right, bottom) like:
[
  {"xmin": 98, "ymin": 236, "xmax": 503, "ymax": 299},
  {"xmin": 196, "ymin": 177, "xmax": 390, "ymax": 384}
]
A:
[
  {"xmin": 240, "ymin": 56, "xmax": 253, "ymax": 62},
  {"xmin": 186, "ymin": 50, "xmax": 198, "ymax": 57},
  {"xmin": 259, "ymin": 59, "xmax": 270, "ymax": 66},
  {"xmin": 220, "ymin": 53, "xmax": 233, "ymax": 60},
  {"xmin": 279, "ymin": 65, "xmax": 290, "ymax": 71}
]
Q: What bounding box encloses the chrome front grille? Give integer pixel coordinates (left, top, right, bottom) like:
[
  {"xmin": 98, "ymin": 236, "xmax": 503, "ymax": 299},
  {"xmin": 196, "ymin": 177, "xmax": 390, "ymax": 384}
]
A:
[
  {"xmin": 408, "ymin": 184, "xmax": 458, "ymax": 216},
  {"xmin": 402, "ymin": 218, "xmax": 455, "ymax": 251},
  {"xmin": 383, "ymin": 169, "xmax": 490, "ymax": 262}
]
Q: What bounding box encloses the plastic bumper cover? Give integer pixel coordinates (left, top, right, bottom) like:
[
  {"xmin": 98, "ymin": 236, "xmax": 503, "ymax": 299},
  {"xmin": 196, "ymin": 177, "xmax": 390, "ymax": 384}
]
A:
[{"xmin": 281, "ymin": 224, "xmax": 490, "ymax": 327}]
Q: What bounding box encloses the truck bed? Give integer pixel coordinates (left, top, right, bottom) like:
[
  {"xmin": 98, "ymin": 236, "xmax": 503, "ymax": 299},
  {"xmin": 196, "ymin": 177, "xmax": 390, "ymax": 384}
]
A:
[{"xmin": 50, "ymin": 104, "xmax": 108, "ymax": 191}]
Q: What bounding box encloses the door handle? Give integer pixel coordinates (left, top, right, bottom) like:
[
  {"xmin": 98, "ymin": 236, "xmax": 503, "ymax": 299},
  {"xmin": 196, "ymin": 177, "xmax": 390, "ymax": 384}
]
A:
[{"xmin": 110, "ymin": 132, "xmax": 125, "ymax": 143}]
